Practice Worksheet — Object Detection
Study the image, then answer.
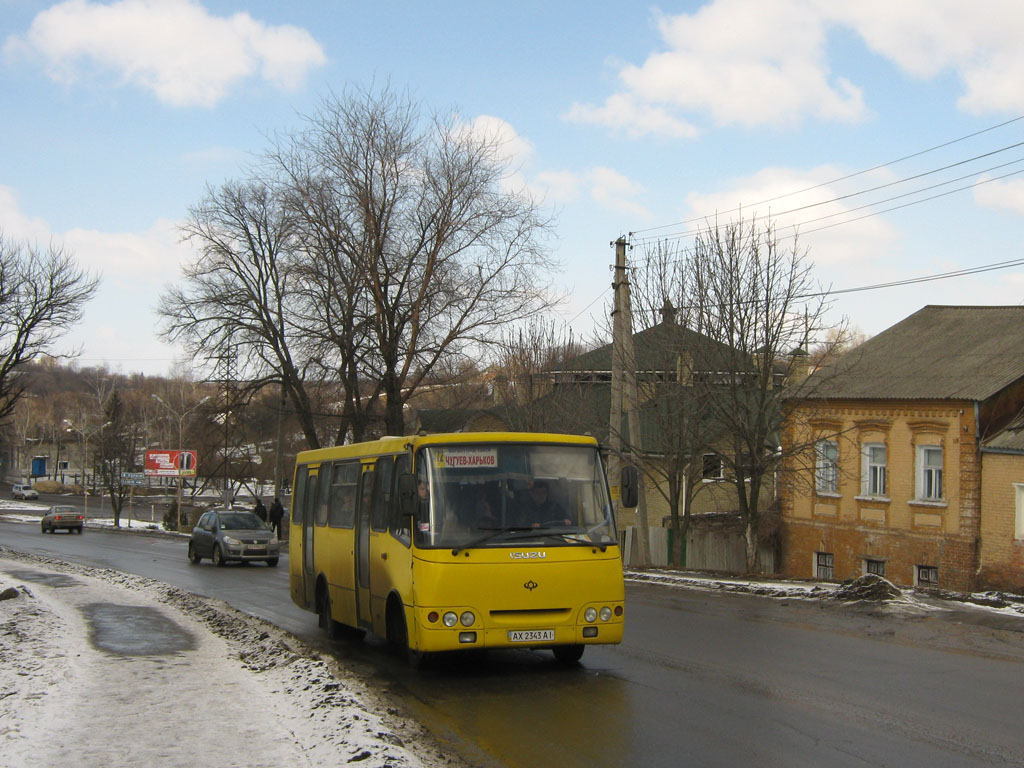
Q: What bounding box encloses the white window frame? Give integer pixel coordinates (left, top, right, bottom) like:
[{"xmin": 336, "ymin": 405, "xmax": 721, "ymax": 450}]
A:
[
  {"xmin": 815, "ymin": 439, "xmax": 839, "ymax": 494},
  {"xmin": 916, "ymin": 564, "xmax": 939, "ymax": 588},
  {"xmin": 1014, "ymin": 483, "xmax": 1024, "ymax": 540},
  {"xmin": 864, "ymin": 558, "xmax": 885, "ymax": 577},
  {"xmin": 815, "ymin": 551, "xmax": 834, "ymax": 580},
  {"xmin": 916, "ymin": 445, "xmax": 944, "ymax": 501},
  {"xmin": 701, "ymin": 453, "xmax": 724, "ymax": 482},
  {"xmin": 861, "ymin": 443, "xmax": 887, "ymax": 498}
]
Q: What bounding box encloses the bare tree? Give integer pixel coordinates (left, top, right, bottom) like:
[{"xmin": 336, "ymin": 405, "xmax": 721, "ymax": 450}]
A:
[
  {"xmin": 490, "ymin": 317, "xmax": 595, "ymax": 433},
  {"xmin": 587, "ymin": 240, "xmax": 725, "ymax": 566},
  {"xmin": 649, "ymin": 216, "xmax": 844, "ymax": 571},
  {"xmin": 0, "ymin": 234, "xmax": 100, "ymax": 423},
  {"xmin": 97, "ymin": 389, "xmax": 143, "ymax": 526},
  {"xmin": 270, "ymin": 85, "xmax": 559, "ymax": 435},
  {"xmin": 157, "ymin": 181, "xmax": 340, "ymax": 449}
]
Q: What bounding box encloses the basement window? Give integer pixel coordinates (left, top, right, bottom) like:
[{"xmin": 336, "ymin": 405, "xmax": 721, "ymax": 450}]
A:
[
  {"xmin": 864, "ymin": 559, "xmax": 886, "ymax": 577},
  {"xmin": 815, "ymin": 551, "xmax": 834, "ymax": 580},
  {"xmin": 916, "ymin": 565, "xmax": 939, "ymax": 588}
]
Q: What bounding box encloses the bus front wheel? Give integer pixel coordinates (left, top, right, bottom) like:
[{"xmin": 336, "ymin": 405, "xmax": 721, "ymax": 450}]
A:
[
  {"xmin": 553, "ymin": 644, "xmax": 585, "ymax": 664},
  {"xmin": 386, "ymin": 597, "xmax": 427, "ymax": 668}
]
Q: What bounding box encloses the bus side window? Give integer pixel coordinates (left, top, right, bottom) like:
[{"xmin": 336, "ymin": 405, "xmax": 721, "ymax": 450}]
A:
[
  {"xmin": 328, "ymin": 461, "xmax": 359, "ymax": 528},
  {"xmin": 371, "ymin": 456, "xmax": 394, "ymax": 532},
  {"xmin": 391, "ymin": 453, "xmax": 411, "ymax": 544},
  {"xmin": 292, "ymin": 465, "xmax": 309, "ymax": 525},
  {"xmin": 315, "ymin": 462, "xmax": 331, "ymax": 527}
]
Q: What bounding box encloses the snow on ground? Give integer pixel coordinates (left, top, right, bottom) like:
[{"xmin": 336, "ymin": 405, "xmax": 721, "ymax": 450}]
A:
[
  {"xmin": 0, "ymin": 549, "xmax": 464, "ymax": 768},
  {"xmin": 625, "ymin": 568, "xmax": 1024, "ymax": 620}
]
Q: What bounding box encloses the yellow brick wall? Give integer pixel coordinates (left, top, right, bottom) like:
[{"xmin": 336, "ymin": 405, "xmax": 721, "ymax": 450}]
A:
[
  {"xmin": 781, "ymin": 400, "xmax": 979, "ymax": 591},
  {"xmin": 978, "ymin": 452, "xmax": 1024, "ymax": 590}
]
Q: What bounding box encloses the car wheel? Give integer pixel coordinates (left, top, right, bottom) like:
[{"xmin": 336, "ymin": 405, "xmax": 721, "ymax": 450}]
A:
[
  {"xmin": 41, "ymin": 523, "xmax": 47, "ymax": 534},
  {"xmin": 553, "ymin": 644, "xmax": 585, "ymax": 664},
  {"xmin": 75, "ymin": 527, "xmax": 83, "ymax": 534},
  {"xmin": 265, "ymin": 557, "xmax": 279, "ymax": 567},
  {"xmin": 188, "ymin": 542, "xmax": 201, "ymax": 564},
  {"xmin": 212, "ymin": 545, "xmax": 226, "ymax": 567}
]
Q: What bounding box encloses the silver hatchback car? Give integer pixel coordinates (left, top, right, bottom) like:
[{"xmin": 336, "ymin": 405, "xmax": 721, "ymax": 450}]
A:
[{"xmin": 188, "ymin": 509, "xmax": 279, "ymax": 567}]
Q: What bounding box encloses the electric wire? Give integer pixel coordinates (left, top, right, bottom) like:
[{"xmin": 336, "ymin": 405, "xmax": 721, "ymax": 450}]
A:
[{"xmin": 630, "ymin": 114, "xmax": 1024, "ymax": 237}]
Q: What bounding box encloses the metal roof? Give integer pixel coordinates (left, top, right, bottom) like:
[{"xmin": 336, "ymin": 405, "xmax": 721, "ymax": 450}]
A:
[{"xmin": 801, "ymin": 306, "xmax": 1024, "ymax": 402}]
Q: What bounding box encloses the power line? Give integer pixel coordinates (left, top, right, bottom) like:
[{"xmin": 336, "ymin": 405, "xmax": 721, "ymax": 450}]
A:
[{"xmin": 630, "ymin": 114, "xmax": 1024, "ymax": 237}]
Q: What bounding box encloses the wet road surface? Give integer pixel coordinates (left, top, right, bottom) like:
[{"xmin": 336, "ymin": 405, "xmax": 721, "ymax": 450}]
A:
[{"xmin": 4, "ymin": 517, "xmax": 1024, "ymax": 767}]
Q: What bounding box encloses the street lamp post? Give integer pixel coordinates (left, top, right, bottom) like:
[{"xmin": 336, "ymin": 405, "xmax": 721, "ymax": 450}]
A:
[
  {"xmin": 152, "ymin": 395, "xmax": 210, "ymax": 530},
  {"xmin": 64, "ymin": 420, "xmax": 110, "ymax": 521}
]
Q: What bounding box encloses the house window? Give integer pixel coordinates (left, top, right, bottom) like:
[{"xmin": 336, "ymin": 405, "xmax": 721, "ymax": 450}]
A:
[
  {"xmin": 815, "ymin": 440, "xmax": 839, "ymax": 494},
  {"xmin": 917, "ymin": 445, "xmax": 943, "ymax": 500},
  {"xmin": 1015, "ymin": 484, "xmax": 1024, "ymax": 540},
  {"xmin": 861, "ymin": 443, "xmax": 886, "ymax": 497},
  {"xmin": 815, "ymin": 551, "xmax": 834, "ymax": 580},
  {"xmin": 916, "ymin": 565, "xmax": 939, "ymax": 587},
  {"xmin": 864, "ymin": 559, "xmax": 886, "ymax": 577},
  {"xmin": 702, "ymin": 453, "xmax": 723, "ymax": 481}
]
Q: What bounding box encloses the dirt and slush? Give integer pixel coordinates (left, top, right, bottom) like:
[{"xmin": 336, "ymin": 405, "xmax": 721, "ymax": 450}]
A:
[{"xmin": 0, "ymin": 547, "xmax": 468, "ymax": 768}]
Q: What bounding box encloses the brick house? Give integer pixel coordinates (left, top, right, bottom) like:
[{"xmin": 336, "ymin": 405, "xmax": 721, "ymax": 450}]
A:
[
  {"xmin": 781, "ymin": 306, "xmax": 1024, "ymax": 592},
  {"xmin": 979, "ymin": 413, "xmax": 1024, "ymax": 591}
]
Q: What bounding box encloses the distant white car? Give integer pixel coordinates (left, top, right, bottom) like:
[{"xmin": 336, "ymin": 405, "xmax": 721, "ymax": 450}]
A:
[{"xmin": 12, "ymin": 484, "xmax": 39, "ymax": 500}]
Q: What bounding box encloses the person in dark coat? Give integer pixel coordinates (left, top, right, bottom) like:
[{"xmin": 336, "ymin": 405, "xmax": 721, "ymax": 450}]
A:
[
  {"xmin": 253, "ymin": 497, "xmax": 268, "ymax": 523},
  {"xmin": 269, "ymin": 497, "xmax": 285, "ymax": 537}
]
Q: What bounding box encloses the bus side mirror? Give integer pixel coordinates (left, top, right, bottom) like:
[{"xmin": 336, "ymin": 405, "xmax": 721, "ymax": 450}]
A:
[
  {"xmin": 396, "ymin": 473, "xmax": 418, "ymax": 518},
  {"xmin": 620, "ymin": 466, "xmax": 639, "ymax": 508}
]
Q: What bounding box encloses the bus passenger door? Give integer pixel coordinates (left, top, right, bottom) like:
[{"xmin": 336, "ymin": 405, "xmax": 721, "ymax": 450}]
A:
[
  {"xmin": 355, "ymin": 467, "xmax": 375, "ymax": 629},
  {"xmin": 300, "ymin": 468, "xmax": 319, "ymax": 610}
]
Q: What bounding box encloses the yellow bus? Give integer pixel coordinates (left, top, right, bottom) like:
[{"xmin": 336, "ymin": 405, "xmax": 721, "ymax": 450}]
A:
[{"xmin": 288, "ymin": 431, "xmax": 637, "ymax": 664}]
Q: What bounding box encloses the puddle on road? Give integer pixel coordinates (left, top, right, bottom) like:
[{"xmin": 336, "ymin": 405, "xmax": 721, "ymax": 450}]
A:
[
  {"xmin": 82, "ymin": 602, "xmax": 197, "ymax": 656},
  {"xmin": 3, "ymin": 568, "xmax": 81, "ymax": 588}
]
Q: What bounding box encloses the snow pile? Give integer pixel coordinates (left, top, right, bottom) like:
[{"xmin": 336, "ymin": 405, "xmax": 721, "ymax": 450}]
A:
[
  {"xmin": 831, "ymin": 573, "xmax": 904, "ymax": 602},
  {"xmin": 0, "ymin": 550, "xmax": 463, "ymax": 768}
]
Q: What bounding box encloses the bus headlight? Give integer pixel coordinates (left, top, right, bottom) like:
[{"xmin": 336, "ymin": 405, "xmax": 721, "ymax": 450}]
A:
[
  {"xmin": 460, "ymin": 611, "xmax": 475, "ymax": 627},
  {"xmin": 442, "ymin": 611, "xmax": 458, "ymax": 627},
  {"xmin": 600, "ymin": 606, "xmax": 613, "ymax": 622},
  {"xmin": 584, "ymin": 607, "xmax": 598, "ymax": 623}
]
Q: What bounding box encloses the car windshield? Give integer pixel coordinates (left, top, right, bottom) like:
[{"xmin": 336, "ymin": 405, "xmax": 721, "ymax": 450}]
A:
[
  {"xmin": 414, "ymin": 443, "xmax": 616, "ymax": 550},
  {"xmin": 218, "ymin": 512, "xmax": 265, "ymax": 530}
]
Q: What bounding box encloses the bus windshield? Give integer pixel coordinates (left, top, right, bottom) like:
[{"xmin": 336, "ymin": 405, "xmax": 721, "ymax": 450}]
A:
[{"xmin": 414, "ymin": 443, "xmax": 616, "ymax": 549}]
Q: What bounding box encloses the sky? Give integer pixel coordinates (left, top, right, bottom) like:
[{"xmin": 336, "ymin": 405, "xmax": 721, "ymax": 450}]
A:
[{"xmin": 3, "ymin": 0, "xmax": 1024, "ymax": 377}]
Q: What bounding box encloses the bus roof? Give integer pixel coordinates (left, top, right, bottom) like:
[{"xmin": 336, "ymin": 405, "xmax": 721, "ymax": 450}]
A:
[{"xmin": 295, "ymin": 431, "xmax": 600, "ymax": 464}]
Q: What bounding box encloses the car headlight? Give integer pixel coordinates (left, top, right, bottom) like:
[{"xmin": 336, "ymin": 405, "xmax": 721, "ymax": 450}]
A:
[
  {"xmin": 223, "ymin": 536, "xmax": 242, "ymax": 546},
  {"xmin": 269, "ymin": 536, "xmax": 279, "ymax": 546},
  {"xmin": 584, "ymin": 607, "xmax": 598, "ymax": 623}
]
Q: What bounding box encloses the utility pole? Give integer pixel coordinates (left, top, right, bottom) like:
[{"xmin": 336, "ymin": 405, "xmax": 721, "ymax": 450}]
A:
[{"xmin": 611, "ymin": 236, "xmax": 651, "ymax": 566}]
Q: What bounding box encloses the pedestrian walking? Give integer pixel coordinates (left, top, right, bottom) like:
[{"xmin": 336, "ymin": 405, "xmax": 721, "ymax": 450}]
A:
[
  {"xmin": 253, "ymin": 497, "xmax": 268, "ymax": 523},
  {"xmin": 269, "ymin": 497, "xmax": 285, "ymax": 538}
]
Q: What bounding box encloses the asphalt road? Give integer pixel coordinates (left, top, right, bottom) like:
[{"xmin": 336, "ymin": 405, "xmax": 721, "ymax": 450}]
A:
[{"xmin": 3, "ymin": 516, "xmax": 1024, "ymax": 768}]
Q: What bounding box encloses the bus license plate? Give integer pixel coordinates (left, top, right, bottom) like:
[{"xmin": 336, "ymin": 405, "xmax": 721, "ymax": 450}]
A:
[{"xmin": 508, "ymin": 629, "xmax": 555, "ymax": 642}]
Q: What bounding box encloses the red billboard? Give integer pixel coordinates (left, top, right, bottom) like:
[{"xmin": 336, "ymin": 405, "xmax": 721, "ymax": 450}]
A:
[{"xmin": 144, "ymin": 450, "xmax": 198, "ymax": 477}]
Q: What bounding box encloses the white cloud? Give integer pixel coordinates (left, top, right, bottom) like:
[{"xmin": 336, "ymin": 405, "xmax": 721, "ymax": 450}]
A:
[
  {"xmin": 0, "ymin": 185, "xmax": 53, "ymax": 243},
  {"xmin": 588, "ymin": 167, "xmax": 649, "ymax": 219},
  {"xmin": 829, "ymin": 0, "xmax": 1024, "ymax": 114},
  {"xmin": 5, "ymin": 0, "xmax": 326, "ymax": 107},
  {"xmin": 680, "ymin": 165, "xmax": 897, "ymax": 267},
  {"xmin": 0, "ymin": 187, "xmax": 189, "ymax": 375},
  {"xmin": 570, "ymin": 0, "xmax": 1024, "ymax": 138},
  {"xmin": 973, "ymin": 174, "xmax": 1024, "ymax": 215},
  {"xmin": 564, "ymin": 92, "xmax": 699, "ymax": 139}
]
